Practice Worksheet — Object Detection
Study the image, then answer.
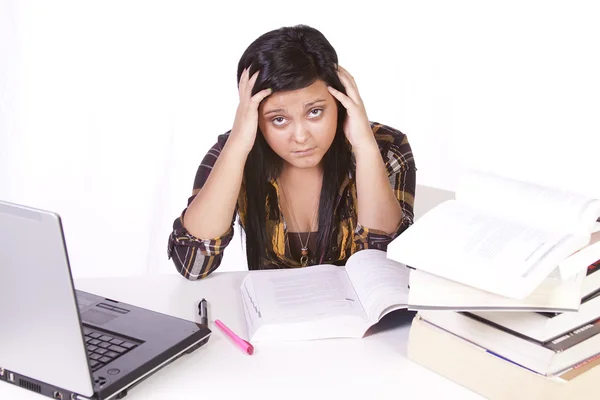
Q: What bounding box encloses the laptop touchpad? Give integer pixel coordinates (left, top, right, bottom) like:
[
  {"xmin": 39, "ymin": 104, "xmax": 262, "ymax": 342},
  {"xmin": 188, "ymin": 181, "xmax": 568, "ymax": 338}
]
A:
[{"xmin": 81, "ymin": 308, "xmax": 118, "ymax": 325}]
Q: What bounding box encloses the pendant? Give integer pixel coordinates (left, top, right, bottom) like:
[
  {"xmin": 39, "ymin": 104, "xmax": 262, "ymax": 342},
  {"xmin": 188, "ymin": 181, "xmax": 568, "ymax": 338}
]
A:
[{"xmin": 300, "ymin": 247, "xmax": 309, "ymax": 266}]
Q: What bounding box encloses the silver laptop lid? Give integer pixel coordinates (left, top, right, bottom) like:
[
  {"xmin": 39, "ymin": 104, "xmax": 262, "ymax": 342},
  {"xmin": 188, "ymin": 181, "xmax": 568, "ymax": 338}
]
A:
[{"xmin": 0, "ymin": 200, "xmax": 94, "ymax": 397}]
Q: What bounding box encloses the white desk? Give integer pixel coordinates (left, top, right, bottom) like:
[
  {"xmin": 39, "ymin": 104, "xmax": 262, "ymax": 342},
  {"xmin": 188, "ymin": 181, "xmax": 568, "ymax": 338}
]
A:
[{"xmin": 1, "ymin": 272, "xmax": 483, "ymax": 400}]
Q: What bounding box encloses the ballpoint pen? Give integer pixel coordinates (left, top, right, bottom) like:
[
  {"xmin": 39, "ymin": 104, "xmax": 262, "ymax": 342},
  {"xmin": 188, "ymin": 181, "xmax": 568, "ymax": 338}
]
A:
[
  {"xmin": 198, "ymin": 298, "xmax": 208, "ymax": 326},
  {"xmin": 215, "ymin": 319, "xmax": 254, "ymax": 355}
]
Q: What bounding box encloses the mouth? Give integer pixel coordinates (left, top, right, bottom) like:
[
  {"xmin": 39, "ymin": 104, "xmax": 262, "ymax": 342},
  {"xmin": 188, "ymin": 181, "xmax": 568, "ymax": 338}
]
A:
[{"xmin": 292, "ymin": 147, "xmax": 316, "ymax": 156}]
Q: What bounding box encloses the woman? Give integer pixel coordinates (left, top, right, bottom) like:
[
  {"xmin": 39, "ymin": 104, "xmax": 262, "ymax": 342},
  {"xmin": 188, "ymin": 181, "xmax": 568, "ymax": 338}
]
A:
[{"xmin": 168, "ymin": 24, "xmax": 416, "ymax": 279}]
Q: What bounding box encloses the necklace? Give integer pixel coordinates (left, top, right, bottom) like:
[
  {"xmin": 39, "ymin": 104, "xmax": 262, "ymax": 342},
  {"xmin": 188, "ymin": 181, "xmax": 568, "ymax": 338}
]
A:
[{"xmin": 278, "ymin": 179, "xmax": 319, "ymax": 267}]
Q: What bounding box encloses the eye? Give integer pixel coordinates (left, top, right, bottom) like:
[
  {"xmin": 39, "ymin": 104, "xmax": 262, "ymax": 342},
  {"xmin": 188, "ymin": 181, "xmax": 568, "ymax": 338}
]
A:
[
  {"xmin": 271, "ymin": 116, "xmax": 288, "ymax": 127},
  {"xmin": 308, "ymin": 108, "xmax": 323, "ymax": 118}
]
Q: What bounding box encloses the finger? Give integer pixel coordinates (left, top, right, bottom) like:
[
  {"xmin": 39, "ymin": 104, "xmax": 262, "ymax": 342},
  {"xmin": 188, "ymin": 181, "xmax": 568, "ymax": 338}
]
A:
[
  {"xmin": 337, "ymin": 65, "xmax": 356, "ymax": 84},
  {"xmin": 251, "ymin": 88, "xmax": 273, "ymax": 106},
  {"xmin": 238, "ymin": 68, "xmax": 250, "ymax": 98},
  {"xmin": 336, "ymin": 68, "xmax": 361, "ymax": 104},
  {"xmin": 248, "ymin": 70, "xmax": 260, "ymax": 92},
  {"xmin": 327, "ymin": 86, "xmax": 353, "ymax": 110},
  {"xmin": 239, "ymin": 67, "xmax": 250, "ymax": 87}
]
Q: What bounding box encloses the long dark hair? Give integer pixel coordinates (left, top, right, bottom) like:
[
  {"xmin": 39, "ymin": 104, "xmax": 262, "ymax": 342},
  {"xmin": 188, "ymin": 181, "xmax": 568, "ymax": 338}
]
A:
[{"xmin": 236, "ymin": 25, "xmax": 353, "ymax": 270}]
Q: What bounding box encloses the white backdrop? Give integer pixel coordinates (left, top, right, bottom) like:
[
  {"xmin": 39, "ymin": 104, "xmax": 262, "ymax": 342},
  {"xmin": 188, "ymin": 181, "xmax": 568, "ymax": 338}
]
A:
[{"xmin": 1, "ymin": 1, "xmax": 599, "ymax": 278}]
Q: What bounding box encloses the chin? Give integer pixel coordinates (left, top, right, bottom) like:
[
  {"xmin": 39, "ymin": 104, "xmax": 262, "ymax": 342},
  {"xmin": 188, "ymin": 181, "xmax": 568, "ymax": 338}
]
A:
[{"xmin": 286, "ymin": 155, "xmax": 323, "ymax": 169}]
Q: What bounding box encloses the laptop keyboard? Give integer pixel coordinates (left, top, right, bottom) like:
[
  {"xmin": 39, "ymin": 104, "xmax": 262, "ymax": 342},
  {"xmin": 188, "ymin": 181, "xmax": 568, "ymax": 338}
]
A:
[{"xmin": 83, "ymin": 327, "xmax": 139, "ymax": 371}]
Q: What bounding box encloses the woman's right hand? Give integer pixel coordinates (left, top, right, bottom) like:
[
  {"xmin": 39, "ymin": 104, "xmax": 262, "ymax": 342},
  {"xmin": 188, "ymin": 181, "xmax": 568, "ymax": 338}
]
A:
[{"xmin": 228, "ymin": 68, "xmax": 272, "ymax": 154}]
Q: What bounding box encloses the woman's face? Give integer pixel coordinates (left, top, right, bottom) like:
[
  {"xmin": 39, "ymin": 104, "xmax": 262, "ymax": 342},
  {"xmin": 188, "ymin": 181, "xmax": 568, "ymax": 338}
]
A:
[{"xmin": 258, "ymin": 79, "xmax": 338, "ymax": 170}]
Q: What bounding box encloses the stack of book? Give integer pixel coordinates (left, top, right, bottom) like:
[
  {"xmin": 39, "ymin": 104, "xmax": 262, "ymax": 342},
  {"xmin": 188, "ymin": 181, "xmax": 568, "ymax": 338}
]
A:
[{"xmin": 387, "ymin": 171, "xmax": 600, "ymax": 399}]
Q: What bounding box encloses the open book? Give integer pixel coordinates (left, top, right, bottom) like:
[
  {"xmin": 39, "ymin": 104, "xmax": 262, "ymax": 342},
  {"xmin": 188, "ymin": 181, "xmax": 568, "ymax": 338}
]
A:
[
  {"xmin": 387, "ymin": 171, "xmax": 600, "ymax": 300},
  {"xmin": 240, "ymin": 249, "xmax": 409, "ymax": 342}
]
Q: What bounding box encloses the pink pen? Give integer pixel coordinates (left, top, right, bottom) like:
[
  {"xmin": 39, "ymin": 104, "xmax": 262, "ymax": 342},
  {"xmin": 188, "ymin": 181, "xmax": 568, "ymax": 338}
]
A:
[{"xmin": 215, "ymin": 319, "xmax": 254, "ymax": 355}]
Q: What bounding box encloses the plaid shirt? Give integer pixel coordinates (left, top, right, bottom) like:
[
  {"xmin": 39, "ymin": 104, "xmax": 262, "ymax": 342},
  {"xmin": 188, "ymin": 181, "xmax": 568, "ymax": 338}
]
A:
[{"xmin": 168, "ymin": 122, "xmax": 417, "ymax": 280}]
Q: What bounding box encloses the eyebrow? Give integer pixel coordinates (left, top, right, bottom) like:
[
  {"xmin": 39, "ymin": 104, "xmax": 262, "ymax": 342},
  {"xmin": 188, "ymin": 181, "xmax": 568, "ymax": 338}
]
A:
[{"xmin": 263, "ymin": 99, "xmax": 327, "ymax": 116}]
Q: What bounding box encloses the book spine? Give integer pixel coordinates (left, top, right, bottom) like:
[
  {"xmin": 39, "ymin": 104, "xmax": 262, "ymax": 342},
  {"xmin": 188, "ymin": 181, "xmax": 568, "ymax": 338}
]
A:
[
  {"xmin": 589, "ymin": 259, "xmax": 600, "ymax": 276},
  {"xmin": 545, "ymin": 317, "xmax": 600, "ymax": 351},
  {"xmin": 581, "ymin": 288, "xmax": 600, "ymax": 304}
]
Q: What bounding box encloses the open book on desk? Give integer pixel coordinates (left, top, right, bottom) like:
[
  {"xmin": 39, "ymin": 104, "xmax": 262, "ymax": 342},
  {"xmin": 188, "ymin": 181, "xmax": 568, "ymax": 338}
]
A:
[
  {"xmin": 387, "ymin": 171, "xmax": 600, "ymax": 300},
  {"xmin": 240, "ymin": 250, "xmax": 409, "ymax": 342}
]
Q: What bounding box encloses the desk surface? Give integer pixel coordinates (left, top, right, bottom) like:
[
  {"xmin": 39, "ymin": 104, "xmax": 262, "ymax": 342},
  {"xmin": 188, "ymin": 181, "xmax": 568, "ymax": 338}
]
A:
[{"xmin": 1, "ymin": 272, "xmax": 482, "ymax": 400}]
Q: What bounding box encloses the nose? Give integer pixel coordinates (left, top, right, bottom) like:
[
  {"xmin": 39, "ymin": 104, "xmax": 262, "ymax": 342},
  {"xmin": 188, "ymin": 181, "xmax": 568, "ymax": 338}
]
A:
[{"xmin": 292, "ymin": 121, "xmax": 310, "ymax": 144}]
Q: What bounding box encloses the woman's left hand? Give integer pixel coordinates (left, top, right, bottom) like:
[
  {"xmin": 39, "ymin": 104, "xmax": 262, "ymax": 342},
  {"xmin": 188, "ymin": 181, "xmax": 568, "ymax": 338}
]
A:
[{"xmin": 327, "ymin": 66, "xmax": 377, "ymax": 152}]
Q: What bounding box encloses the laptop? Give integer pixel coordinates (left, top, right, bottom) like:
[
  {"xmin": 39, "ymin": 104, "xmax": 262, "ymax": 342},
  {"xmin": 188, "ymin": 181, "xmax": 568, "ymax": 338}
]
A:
[{"xmin": 0, "ymin": 200, "xmax": 211, "ymax": 400}]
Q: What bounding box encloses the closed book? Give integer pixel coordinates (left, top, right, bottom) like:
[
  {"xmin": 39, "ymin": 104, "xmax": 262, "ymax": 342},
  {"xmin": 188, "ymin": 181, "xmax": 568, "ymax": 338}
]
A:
[
  {"xmin": 419, "ymin": 310, "xmax": 600, "ymax": 376},
  {"xmin": 470, "ymin": 260, "xmax": 600, "ymax": 342},
  {"xmin": 407, "ymin": 314, "xmax": 600, "ymax": 400},
  {"xmin": 407, "ymin": 267, "xmax": 586, "ymax": 312}
]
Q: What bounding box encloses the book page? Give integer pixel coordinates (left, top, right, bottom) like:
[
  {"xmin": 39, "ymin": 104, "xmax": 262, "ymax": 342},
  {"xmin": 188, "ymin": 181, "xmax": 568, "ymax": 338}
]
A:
[
  {"xmin": 387, "ymin": 200, "xmax": 590, "ymax": 297},
  {"xmin": 344, "ymin": 249, "xmax": 410, "ymax": 323},
  {"xmin": 456, "ymin": 171, "xmax": 600, "ymax": 233},
  {"xmin": 244, "ymin": 265, "xmax": 368, "ymax": 325},
  {"xmin": 240, "ymin": 274, "xmax": 263, "ymax": 339},
  {"xmin": 388, "ymin": 200, "xmax": 566, "ymax": 277}
]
